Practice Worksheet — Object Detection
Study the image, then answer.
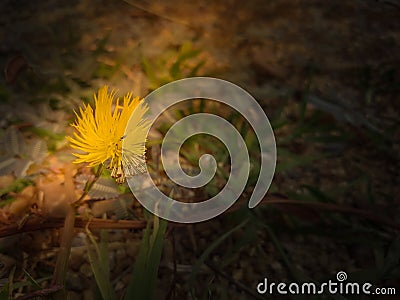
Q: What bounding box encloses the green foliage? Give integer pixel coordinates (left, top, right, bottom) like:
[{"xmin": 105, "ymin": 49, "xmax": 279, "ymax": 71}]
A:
[
  {"xmin": 0, "ymin": 178, "xmax": 34, "ymax": 205},
  {"xmin": 0, "ymin": 266, "xmax": 15, "ymax": 300},
  {"xmin": 125, "ymin": 212, "xmax": 168, "ymax": 300},
  {"xmin": 28, "ymin": 127, "xmax": 66, "ymax": 152},
  {"xmin": 85, "ymin": 228, "xmax": 116, "ymax": 300},
  {"xmin": 0, "ymin": 269, "xmax": 52, "ymax": 300},
  {"xmin": 141, "ymin": 42, "xmax": 205, "ymax": 90}
]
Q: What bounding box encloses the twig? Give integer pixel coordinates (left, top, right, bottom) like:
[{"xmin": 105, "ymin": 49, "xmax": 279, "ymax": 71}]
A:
[
  {"xmin": 227, "ymin": 194, "xmax": 400, "ymax": 230},
  {"xmin": 122, "ymin": 0, "xmax": 196, "ymax": 28},
  {"xmin": 51, "ymin": 164, "xmax": 103, "ymax": 298},
  {"xmin": 51, "ymin": 165, "xmax": 76, "ymax": 299},
  {"xmin": 0, "ymin": 217, "xmax": 147, "ymax": 238},
  {"xmin": 51, "ymin": 206, "xmax": 76, "ymax": 288},
  {"xmin": 2, "ymin": 194, "xmax": 397, "ymax": 238},
  {"xmin": 1, "ymin": 193, "xmax": 398, "ymax": 239}
]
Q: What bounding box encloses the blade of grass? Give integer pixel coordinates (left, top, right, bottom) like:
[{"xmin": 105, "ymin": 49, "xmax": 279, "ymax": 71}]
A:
[
  {"xmin": 276, "ymin": 148, "xmax": 329, "ymax": 173},
  {"xmin": 125, "ymin": 208, "xmax": 168, "ymax": 300},
  {"xmin": 22, "ymin": 269, "xmax": 41, "ymax": 290},
  {"xmin": 85, "ymin": 226, "xmax": 115, "ymax": 300}
]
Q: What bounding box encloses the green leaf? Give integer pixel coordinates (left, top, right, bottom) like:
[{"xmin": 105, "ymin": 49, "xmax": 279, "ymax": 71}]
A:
[
  {"xmin": 188, "ymin": 60, "xmax": 205, "ymax": 77},
  {"xmin": 301, "ymin": 185, "xmax": 335, "ymax": 203},
  {"xmin": 276, "ymin": 148, "xmax": 328, "ymax": 173},
  {"xmin": 0, "ymin": 178, "xmax": 34, "ymax": 197},
  {"xmin": 169, "ymin": 42, "xmax": 202, "ymax": 79},
  {"xmin": 85, "ymin": 228, "xmax": 116, "ymax": 300},
  {"xmin": 22, "ymin": 269, "xmax": 41, "ymax": 290},
  {"xmin": 141, "ymin": 58, "xmax": 158, "ymax": 89},
  {"xmin": 125, "ymin": 212, "xmax": 168, "ymax": 300}
]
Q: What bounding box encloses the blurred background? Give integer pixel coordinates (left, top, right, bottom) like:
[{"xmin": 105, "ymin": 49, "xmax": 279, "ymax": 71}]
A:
[{"xmin": 0, "ymin": 0, "xmax": 399, "ymax": 299}]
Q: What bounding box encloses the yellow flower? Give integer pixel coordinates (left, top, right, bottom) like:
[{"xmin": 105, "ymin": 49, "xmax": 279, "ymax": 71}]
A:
[{"xmin": 67, "ymin": 86, "xmax": 150, "ymax": 183}]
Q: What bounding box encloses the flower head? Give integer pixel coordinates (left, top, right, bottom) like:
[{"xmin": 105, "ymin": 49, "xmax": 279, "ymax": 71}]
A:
[{"xmin": 67, "ymin": 86, "xmax": 150, "ymax": 183}]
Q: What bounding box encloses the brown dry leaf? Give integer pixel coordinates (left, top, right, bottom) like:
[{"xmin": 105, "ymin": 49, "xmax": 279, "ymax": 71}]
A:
[
  {"xmin": 0, "ymin": 210, "xmax": 13, "ymax": 225},
  {"xmin": 91, "ymin": 199, "xmax": 117, "ymax": 218},
  {"xmin": 7, "ymin": 185, "xmax": 36, "ymax": 217},
  {"xmin": 36, "ymin": 164, "xmax": 77, "ymax": 218},
  {"xmin": 42, "ymin": 154, "xmax": 78, "ymax": 175},
  {"xmin": 0, "ymin": 175, "xmax": 15, "ymax": 190}
]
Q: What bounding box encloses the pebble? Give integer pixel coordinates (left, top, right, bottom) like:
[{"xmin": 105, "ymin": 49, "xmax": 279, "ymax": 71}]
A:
[
  {"xmin": 115, "ymin": 248, "xmax": 126, "ymax": 265},
  {"xmin": 66, "ymin": 272, "xmax": 84, "ymax": 292},
  {"xmin": 108, "ymin": 251, "xmax": 116, "ymax": 271},
  {"xmin": 115, "ymin": 280, "xmax": 125, "ymax": 291},
  {"xmin": 69, "ymin": 247, "xmax": 86, "ymax": 271},
  {"xmin": 71, "ymin": 233, "xmax": 87, "ymax": 247},
  {"xmin": 79, "ymin": 263, "xmax": 93, "ymax": 278},
  {"xmin": 125, "ymin": 240, "xmax": 141, "ymax": 258}
]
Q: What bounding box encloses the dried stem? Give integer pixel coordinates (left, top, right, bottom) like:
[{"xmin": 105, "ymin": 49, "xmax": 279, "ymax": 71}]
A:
[
  {"xmin": 51, "ymin": 164, "xmax": 103, "ymax": 298},
  {"xmin": 51, "ymin": 206, "xmax": 75, "ymax": 287}
]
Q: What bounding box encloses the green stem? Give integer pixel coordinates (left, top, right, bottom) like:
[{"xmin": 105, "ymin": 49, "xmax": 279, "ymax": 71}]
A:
[{"xmin": 72, "ymin": 164, "xmax": 104, "ymax": 207}]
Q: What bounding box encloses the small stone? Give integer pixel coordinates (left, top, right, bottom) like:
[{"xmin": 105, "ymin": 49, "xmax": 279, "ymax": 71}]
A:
[
  {"xmin": 71, "ymin": 233, "xmax": 87, "ymax": 247},
  {"xmin": 69, "ymin": 247, "xmax": 86, "ymax": 271},
  {"xmin": 115, "ymin": 280, "xmax": 125, "ymax": 291},
  {"xmin": 80, "ymin": 263, "xmax": 93, "ymax": 278},
  {"xmin": 125, "ymin": 240, "xmax": 141, "ymax": 258},
  {"xmin": 115, "ymin": 248, "xmax": 126, "ymax": 265},
  {"xmin": 109, "ymin": 251, "xmax": 116, "ymax": 271}
]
